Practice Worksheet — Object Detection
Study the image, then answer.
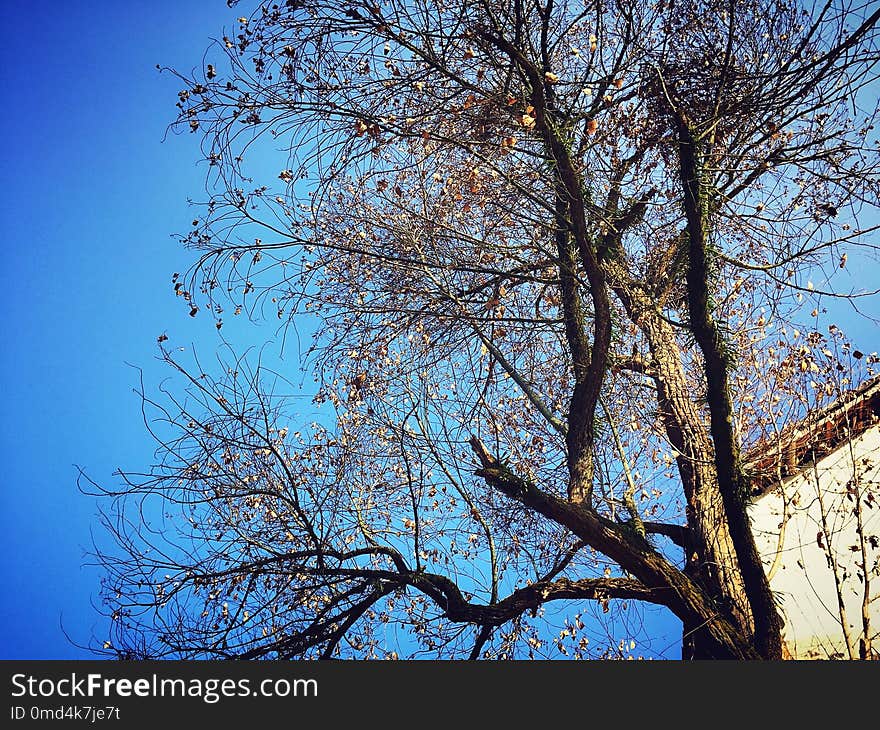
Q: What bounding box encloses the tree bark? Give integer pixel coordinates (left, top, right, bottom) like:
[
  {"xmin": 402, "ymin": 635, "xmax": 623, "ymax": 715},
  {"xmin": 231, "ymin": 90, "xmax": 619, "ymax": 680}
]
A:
[
  {"xmin": 641, "ymin": 311, "xmax": 756, "ymax": 657},
  {"xmin": 609, "ymin": 274, "xmax": 755, "ymax": 655},
  {"xmin": 676, "ymin": 119, "xmax": 783, "ymax": 659}
]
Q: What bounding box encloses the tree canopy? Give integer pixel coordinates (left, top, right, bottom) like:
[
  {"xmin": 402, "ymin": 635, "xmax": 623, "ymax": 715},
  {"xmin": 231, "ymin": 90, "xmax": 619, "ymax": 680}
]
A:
[{"xmin": 87, "ymin": 0, "xmax": 880, "ymax": 659}]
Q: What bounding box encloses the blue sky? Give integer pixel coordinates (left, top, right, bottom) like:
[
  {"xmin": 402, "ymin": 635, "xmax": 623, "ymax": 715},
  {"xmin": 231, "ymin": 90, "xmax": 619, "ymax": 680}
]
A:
[
  {"xmin": 0, "ymin": 1, "xmax": 877, "ymax": 660},
  {"xmin": 0, "ymin": 0, "xmax": 253, "ymax": 658}
]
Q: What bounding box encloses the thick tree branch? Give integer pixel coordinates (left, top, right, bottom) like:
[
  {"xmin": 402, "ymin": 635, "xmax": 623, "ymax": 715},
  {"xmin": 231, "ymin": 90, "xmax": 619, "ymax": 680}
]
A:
[
  {"xmin": 642, "ymin": 521, "xmax": 690, "ymax": 550},
  {"xmin": 468, "ymin": 437, "xmax": 760, "ymax": 658},
  {"xmin": 478, "ymin": 27, "xmax": 612, "ymax": 506},
  {"xmin": 676, "ymin": 118, "xmax": 784, "ymax": 660}
]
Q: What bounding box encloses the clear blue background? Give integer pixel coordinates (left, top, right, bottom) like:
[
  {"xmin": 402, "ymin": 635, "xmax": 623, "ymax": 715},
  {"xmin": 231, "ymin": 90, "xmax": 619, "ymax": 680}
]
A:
[
  {"xmin": 0, "ymin": 0, "xmax": 877, "ymax": 660},
  {"xmin": 0, "ymin": 0, "xmax": 243, "ymax": 658}
]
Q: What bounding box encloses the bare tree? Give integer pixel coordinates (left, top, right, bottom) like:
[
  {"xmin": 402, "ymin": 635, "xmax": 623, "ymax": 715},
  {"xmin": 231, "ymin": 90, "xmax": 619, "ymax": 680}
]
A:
[{"xmin": 86, "ymin": 0, "xmax": 880, "ymax": 659}]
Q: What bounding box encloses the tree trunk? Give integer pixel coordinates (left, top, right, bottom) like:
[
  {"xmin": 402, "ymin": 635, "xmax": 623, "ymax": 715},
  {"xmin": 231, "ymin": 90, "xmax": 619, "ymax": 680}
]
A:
[
  {"xmin": 643, "ymin": 312, "xmax": 756, "ymax": 656},
  {"xmin": 676, "ymin": 120, "xmax": 784, "ymax": 659},
  {"xmin": 609, "ymin": 273, "xmax": 756, "ymax": 655}
]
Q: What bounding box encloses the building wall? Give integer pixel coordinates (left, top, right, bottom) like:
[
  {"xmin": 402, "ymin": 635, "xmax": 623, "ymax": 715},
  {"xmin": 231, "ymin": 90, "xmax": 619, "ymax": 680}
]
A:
[{"xmin": 749, "ymin": 425, "xmax": 880, "ymax": 659}]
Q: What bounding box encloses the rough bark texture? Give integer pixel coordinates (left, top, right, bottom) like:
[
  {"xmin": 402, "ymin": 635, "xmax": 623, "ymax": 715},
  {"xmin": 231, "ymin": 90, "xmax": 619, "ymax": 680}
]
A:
[
  {"xmin": 641, "ymin": 311, "xmax": 755, "ymax": 656},
  {"xmin": 604, "ymin": 255, "xmax": 754, "ymax": 655},
  {"xmin": 676, "ymin": 119, "xmax": 783, "ymax": 659}
]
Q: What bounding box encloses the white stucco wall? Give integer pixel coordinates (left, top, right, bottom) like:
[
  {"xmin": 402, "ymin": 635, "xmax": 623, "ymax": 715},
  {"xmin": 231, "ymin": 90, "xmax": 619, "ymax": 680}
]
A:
[{"xmin": 749, "ymin": 425, "xmax": 880, "ymax": 659}]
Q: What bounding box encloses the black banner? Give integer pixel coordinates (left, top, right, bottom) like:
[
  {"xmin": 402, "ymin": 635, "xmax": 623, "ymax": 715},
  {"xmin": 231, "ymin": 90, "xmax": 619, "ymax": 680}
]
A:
[{"xmin": 1, "ymin": 660, "xmax": 869, "ymax": 725}]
